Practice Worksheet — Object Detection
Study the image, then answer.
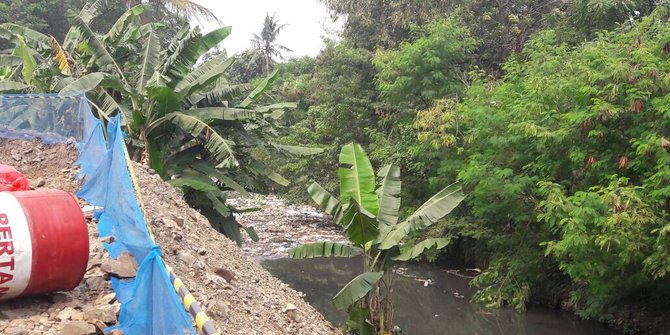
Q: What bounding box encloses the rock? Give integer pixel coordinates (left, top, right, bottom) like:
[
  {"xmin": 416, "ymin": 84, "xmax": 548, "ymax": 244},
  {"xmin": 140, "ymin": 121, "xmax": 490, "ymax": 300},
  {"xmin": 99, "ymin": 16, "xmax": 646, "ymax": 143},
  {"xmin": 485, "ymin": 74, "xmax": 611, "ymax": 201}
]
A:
[
  {"xmin": 83, "ymin": 305, "xmax": 117, "ymax": 324},
  {"xmin": 71, "ymin": 310, "xmax": 85, "ymax": 321},
  {"xmin": 101, "ymin": 252, "xmax": 138, "ymax": 278},
  {"xmin": 283, "ymin": 303, "xmax": 298, "ymax": 322},
  {"xmin": 55, "ymin": 307, "xmax": 77, "ymax": 321},
  {"xmin": 99, "ymin": 236, "xmax": 115, "ymax": 244},
  {"xmin": 209, "ymin": 301, "xmax": 229, "ymax": 319},
  {"xmin": 95, "ymin": 292, "xmax": 116, "ymax": 305},
  {"xmin": 51, "ymin": 293, "xmax": 72, "ymax": 304},
  {"xmin": 85, "ymin": 275, "xmax": 105, "ymax": 291},
  {"xmin": 81, "ymin": 205, "xmax": 102, "ymax": 220},
  {"xmin": 8, "ymin": 319, "xmax": 25, "ymax": 327},
  {"xmin": 161, "ymin": 217, "xmax": 177, "ymax": 228},
  {"xmin": 89, "ymin": 319, "xmax": 107, "ymax": 333},
  {"xmin": 87, "ymin": 253, "xmax": 103, "ymax": 270},
  {"xmin": 172, "ymin": 216, "xmax": 185, "ymax": 227},
  {"xmin": 283, "ymin": 303, "xmax": 297, "ymax": 313},
  {"xmin": 214, "ymin": 268, "xmax": 236, "ymax": 283},
  {"xmin": 4, "ymin": 328, "xmax": 29, "ymax": 335},
  {"xmin": 206, "ymin": 272, "xmax": 229, "ymax": 288},
  {"xmin": 60, "ymin": 321, "xmax": 97, "ymax": 335},
  {"xmin": 12, "ymin": 153, "xmax": 21, "ymax": 161},
  {"xmin": 33, "ymin": 177, "xmax": 46, "ymax": 187},
  {"xmin": 0, "ymin": 307, "xmax": 32, "ymax": 319},
  {"xmin": 178, "ymin": 251, "xmax": 197, "ymax": 265}
]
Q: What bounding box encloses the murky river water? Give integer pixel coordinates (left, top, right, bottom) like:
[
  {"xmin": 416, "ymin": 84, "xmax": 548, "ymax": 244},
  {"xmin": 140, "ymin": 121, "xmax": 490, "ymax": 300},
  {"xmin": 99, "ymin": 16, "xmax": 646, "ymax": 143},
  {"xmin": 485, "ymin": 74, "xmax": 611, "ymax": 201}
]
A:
[{"xmin": 261, "ymin": 257, "xmax": 618, "ymax": 335}]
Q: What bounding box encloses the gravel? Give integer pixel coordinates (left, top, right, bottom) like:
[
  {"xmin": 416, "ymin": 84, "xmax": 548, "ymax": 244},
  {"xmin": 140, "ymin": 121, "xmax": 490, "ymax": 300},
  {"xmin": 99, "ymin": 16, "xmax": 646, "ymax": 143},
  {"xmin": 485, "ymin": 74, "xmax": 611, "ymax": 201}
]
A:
[
  {"xmin": 136, "ymin": 163, "xmax": 340, "ymax": 334},
  {"xmin": 0, "ymin": 139, "xmax": 118, "ymax": 335},
  {"xmin": 0, "ymin": 139, "xmax": 340, "ymax": 335}
]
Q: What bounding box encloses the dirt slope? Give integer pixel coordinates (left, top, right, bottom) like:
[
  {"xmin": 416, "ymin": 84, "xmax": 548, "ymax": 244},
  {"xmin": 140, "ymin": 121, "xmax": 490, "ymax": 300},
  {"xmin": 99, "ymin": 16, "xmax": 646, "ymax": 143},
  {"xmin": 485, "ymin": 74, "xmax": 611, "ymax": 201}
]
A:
[
  {"xmin": 0, "ymin": 139, "xmax": 339, "ymax": 334},
  {"xmin": 135, "ymin": 163, "xmax": 339, "ymax": 334},
  {"xmin": 0, "ymin": 139, "xmax": 118, "ymax": 335}
]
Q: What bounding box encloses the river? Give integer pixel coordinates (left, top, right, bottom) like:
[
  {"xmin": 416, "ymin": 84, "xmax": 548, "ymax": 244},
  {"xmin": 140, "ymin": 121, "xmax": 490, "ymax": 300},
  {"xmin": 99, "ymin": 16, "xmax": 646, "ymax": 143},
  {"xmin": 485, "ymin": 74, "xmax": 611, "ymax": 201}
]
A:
[{"xmin": 261, "ymin": 257, "xmax": 618, "ymax": 335}]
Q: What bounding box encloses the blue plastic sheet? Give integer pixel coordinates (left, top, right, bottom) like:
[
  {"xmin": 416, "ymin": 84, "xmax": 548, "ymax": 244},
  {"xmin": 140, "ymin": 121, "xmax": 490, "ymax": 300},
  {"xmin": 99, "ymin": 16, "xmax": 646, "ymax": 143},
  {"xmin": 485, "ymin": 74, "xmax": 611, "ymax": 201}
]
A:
[
  {"xmin": 0, "ymin": 94, "xmax": 196, "ymax": 334},
  {"xmin": 0, "ymin": 94, "xmax": 85, "ymax": 143}
]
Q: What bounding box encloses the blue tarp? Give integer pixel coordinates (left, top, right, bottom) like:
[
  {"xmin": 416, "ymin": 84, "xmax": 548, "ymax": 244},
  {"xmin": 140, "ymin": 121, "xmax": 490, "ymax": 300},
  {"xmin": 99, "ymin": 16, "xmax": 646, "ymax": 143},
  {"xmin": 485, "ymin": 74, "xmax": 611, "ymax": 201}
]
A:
[{"xmin": 0, "ymin": 94, "xmax": 196, "ymax": 334}]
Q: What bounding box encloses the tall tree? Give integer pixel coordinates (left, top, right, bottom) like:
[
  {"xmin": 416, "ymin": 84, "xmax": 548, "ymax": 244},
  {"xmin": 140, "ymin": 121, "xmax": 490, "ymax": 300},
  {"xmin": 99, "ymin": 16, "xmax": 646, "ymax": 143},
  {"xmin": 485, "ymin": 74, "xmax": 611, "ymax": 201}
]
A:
[
  {"xmin": 319, "ymin": 0, "xmax": 454, "ymax": 50},
  {"xmin": 251, "ymin": 13, "xmax": 292, "ymax": 76},
  {"xmin": 320, "ymin": 0, "xmax": 656, "ymax": 72}
]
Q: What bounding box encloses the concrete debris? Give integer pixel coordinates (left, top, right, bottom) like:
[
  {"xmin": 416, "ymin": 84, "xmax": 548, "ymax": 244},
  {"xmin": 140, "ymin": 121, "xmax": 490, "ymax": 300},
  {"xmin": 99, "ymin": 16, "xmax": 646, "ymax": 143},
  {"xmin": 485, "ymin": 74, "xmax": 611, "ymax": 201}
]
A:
[
  {"xmin": 95, "ymin": 292, "xmax": 116, "ymax": 305},
  {"xmin": 214, "ymin": 267, "xmax": 236, "ymax": 283},
  {"xmin": 101, "ymin": 252, "xmax": 138, "ymax": 279},
  {"xmin": 283, "ymin": 303, "xmax": 297, "ymax": 312},
  {"xmin": 177, "ymin": 251, "xmax": 197, "ymax": 265},
  {"xmin": 59, "ymin": 321, "xmax": 97, "ymax": 335},
  {"xmin": 83, "ymin": 304, "xmax": 119, "ymax": 324},
  {"xmin": 33, "ymin": 177, "xmax": 46, "ymax": 187}
]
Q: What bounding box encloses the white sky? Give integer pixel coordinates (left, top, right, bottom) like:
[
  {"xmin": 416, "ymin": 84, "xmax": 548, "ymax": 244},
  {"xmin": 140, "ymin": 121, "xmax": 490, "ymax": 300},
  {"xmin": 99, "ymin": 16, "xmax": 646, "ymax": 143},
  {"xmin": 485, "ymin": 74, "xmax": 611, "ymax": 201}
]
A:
[{"xmin": 192, "ymin": 0, "xmax": 342, "ymax": 58}]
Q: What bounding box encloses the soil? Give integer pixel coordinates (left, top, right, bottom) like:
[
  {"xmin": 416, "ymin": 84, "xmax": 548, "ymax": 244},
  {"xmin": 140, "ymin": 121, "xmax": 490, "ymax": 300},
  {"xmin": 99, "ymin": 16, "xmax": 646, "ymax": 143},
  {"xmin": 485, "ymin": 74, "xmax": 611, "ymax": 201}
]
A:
[
  {"xmin": 0, "ymin": 139, "xmax": 340, "ymax": 335},
  {"xmin": 135, "ymin": 163, "xmax": 339, "ymax": 334},
  {"xmin": 0, "ymin": 139, "xmax": 117, "ymax": 335}
]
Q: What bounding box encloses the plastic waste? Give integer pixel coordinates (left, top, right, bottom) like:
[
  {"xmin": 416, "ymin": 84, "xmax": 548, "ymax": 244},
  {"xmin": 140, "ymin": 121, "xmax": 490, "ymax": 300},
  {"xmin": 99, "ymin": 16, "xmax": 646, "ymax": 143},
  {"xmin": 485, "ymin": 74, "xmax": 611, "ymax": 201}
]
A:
[{"xmin": 0, "ymin": 164, "xmax": 31, "ymax": 191}]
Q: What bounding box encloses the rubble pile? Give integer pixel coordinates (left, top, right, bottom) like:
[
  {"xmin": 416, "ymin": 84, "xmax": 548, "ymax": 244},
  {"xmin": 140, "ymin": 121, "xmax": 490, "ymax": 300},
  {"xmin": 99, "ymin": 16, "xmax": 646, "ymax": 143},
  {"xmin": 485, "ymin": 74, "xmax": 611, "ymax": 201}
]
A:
[
  {"xmin": 0, "ymin": 139, "xmax": 339, "ymax": 334},
  {"xmin": 0, "ymin": 139, "xmax": 120, "ymax": 335},
  {"xmin": 135, "ymin": 163, "xmax": 339, "ymax": 334}
]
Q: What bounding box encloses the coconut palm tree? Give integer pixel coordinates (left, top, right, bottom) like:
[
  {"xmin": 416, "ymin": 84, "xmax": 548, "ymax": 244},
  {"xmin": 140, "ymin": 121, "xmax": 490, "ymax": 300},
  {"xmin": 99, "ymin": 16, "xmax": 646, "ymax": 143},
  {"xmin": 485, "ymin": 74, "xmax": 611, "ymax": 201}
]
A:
[{"xmin": 251, "ymin": 13, "xmax": 292, "ymax": 76}]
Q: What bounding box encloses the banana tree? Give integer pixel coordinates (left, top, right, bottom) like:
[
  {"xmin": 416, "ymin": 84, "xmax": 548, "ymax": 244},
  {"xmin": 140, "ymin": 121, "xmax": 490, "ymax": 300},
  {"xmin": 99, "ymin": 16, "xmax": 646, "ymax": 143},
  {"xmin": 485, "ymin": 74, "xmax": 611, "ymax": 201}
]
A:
[
  {"xmin": 289, "ymin": 142, "xmax": 464, "ymax": 334},
  {"xmin": 0, "ymin": 3, "xmax": 322, "ymax": 245}
]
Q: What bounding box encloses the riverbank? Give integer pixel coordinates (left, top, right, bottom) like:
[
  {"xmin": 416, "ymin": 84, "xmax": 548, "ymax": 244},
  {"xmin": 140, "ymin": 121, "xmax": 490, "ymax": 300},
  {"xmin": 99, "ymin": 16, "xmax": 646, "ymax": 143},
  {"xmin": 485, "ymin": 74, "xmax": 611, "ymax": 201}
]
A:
[{"xmin": 227, "ymin": 191, "xmax": 669, "ymax": 335}]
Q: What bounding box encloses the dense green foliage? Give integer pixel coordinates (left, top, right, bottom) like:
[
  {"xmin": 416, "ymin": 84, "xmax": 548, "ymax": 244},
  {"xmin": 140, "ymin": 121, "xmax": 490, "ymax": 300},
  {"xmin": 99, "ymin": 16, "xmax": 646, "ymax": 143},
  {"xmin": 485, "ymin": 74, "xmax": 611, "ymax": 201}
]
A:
[
  {"xmin": 289, "ymin": 143, "xmax": 463, "ymax": 334},
  {"xmin": 266, "ymin": 42, "xmax": 379, "ymax": 202},
  {"xmin": 415, "ymin": 12, "xmax": 670, "ymax": 324},
  {"xmin": 373, "ymin": 18, "xmax": 477, "ymax": 106},
  {"xmin": 266, "ymin": 1, "xmax": 670, "ymax": 332}
]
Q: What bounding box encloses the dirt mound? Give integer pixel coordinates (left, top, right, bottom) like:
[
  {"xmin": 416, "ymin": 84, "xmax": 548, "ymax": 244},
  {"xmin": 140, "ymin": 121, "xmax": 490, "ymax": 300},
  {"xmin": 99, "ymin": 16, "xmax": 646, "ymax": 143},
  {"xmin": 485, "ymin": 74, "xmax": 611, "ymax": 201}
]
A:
[
  {"xmin": 0, "ymin": 139, "xmax": 339, "ymax": 334},
  {"xmin": 0, "ymin": 139, "xmax": 79, "ymax": 194},
  {"xmin": 135, "ymin": 163, "xmax": 339, "ymax": 334},
  {"xmin": 0, "ymin": 140, "xmax": 118, "ymax": 335}
]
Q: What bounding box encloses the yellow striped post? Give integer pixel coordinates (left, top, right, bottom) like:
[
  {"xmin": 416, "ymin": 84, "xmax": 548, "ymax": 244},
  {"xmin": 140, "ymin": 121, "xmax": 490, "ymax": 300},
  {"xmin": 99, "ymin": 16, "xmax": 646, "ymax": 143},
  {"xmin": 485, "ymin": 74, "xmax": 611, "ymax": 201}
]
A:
[{"xmin": 167, "ymin": 265, "xmax": 220, "ymax": 335}]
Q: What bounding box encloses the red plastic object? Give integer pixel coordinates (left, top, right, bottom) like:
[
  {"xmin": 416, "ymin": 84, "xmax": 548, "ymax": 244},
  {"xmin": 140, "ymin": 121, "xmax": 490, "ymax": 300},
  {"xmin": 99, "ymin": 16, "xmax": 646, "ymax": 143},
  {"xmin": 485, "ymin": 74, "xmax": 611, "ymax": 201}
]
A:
[
  {"xmin": 0, "ymin": 165, "xmax": 30, "ymax": 192},
  {"xmin": 0, "ymin": 189, "xmax": 88, "ymax": 300}
]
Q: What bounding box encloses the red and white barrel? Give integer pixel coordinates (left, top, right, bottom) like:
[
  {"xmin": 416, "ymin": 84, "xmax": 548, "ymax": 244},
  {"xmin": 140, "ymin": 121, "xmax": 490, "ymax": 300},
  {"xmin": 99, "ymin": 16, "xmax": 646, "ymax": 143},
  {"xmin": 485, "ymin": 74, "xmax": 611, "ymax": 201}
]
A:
[{"xmin": 0, "ymin": 189, "xmax": 88, "ymax": 300}]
